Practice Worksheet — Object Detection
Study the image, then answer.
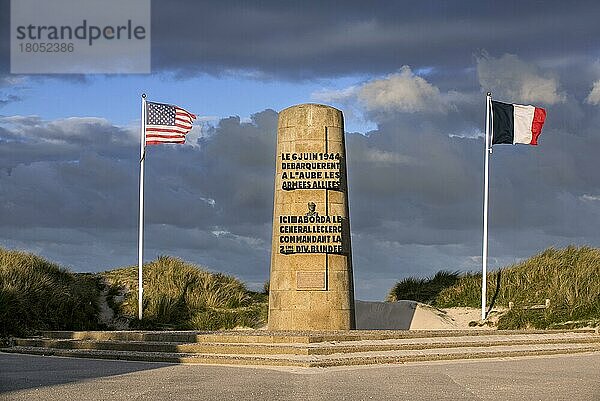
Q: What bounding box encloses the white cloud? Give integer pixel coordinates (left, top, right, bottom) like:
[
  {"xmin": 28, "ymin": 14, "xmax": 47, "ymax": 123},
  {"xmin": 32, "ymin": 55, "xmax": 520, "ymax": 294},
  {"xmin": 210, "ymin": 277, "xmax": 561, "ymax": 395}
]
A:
[
  {"xmin": 0, "ymin": 115, "xmax": 42, "ymax": 126},
  {"xmin": 313, "ymin": 66, "xmax": 449, "ymax": 115},
  {"xmin": 357, "ymin": 66, "xmax": 447, "ymax": 113},
  {"xmin": 580, "ymin": 194, "xmax": 600, "ymax": 202},
  {"xmin": 0, "ymin": 76, "xmax": 28, "ymax": 89},
  {"xmin": 362, "ymin": 149, "xmax": 415, "ymax": 165},
  {"xmin": 313, "ymin": 85, "xmax": 359, "ymax": 104},
  {"xmin": 585, "ymin": 80, "xmax": 600, "ymax": 105},
  {"xmin": 477, "ymin": 53, "xmax": 566, "ymax": 105}
]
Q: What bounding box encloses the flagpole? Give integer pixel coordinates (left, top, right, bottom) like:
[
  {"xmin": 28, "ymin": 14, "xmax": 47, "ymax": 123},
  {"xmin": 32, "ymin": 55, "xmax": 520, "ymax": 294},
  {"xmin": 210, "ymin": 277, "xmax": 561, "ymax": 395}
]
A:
[
  {"xmin": 138, "ymin": 93, "xmax": 146, "ymax": 320},
  {"xmin": 481, "ymin": 92, "xmax": 492, "ymax": 320}
]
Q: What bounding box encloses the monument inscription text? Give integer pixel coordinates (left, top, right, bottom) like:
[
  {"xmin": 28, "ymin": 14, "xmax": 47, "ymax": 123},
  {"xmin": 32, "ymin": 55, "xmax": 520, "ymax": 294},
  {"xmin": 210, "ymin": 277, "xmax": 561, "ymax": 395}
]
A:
[
  {"xmin": 296, "ymin": 271, "xmax": 327, "ymax": 290},
  {"xmin": 278, "ymin": 213, "xmax": 345, "ymax": 255},
  {"xmin": 280, "ymin": 152, "xmax": 342, "ymax": 191},
  {"xmin": 277, "ymin": 150, "xmax": 347, "ymax": 255}
]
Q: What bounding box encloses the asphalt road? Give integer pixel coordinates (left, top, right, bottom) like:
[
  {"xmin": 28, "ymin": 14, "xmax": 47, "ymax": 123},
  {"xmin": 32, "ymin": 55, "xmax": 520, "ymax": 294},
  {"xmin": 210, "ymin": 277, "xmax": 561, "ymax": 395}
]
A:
[{"xmin": 1, "ymin": 352, "xmax": 599, "ymax": 400}]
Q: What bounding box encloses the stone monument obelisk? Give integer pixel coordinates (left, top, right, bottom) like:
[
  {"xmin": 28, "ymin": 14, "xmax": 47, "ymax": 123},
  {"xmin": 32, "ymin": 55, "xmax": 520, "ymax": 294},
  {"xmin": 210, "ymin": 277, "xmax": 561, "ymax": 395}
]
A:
[{"xmin": 268, "ymin": 104, "xmax": 355, "ymax": 331}]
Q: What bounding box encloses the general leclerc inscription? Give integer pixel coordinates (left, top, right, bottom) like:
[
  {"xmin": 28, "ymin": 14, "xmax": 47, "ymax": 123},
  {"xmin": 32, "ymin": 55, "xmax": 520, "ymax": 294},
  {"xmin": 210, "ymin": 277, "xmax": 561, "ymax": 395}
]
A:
[{"xmin": 268, "ymin": 104, "xmax": 356, "ymax": 331}]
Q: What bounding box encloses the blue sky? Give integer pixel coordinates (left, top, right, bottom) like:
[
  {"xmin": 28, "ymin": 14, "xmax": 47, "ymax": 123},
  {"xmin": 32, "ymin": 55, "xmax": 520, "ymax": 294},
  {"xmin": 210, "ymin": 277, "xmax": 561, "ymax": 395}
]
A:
[
  {"xmin": 2, "ymin": 1, "xmax": 600, "ymax": 300},
  {"xmin": 1, "ymin": 74, "xmax": 376, "ymax": 132}
]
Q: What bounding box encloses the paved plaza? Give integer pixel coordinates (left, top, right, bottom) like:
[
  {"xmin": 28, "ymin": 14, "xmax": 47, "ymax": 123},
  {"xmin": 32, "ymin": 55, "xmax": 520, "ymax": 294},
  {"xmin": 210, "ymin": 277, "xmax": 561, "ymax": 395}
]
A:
[{"xmin": 1, "ymin": 351, "xmax": 599, "ymax": 400}]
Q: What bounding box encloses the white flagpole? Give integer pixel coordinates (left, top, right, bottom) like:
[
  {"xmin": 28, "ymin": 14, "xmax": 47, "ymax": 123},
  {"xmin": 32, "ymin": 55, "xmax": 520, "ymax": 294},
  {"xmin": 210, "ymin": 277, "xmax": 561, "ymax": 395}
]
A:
[
  {"xmin": 481, "ymin": 92, "xmax": 492, "ymax": 320},
  {"xmin": 138, "ymin": 93, "xmax": 147, "ymax": 320}
]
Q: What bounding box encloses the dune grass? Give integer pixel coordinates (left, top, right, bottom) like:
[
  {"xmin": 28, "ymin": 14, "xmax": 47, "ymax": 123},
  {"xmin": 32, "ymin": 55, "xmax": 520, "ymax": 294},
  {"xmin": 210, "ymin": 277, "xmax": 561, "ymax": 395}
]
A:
[
  {"xmin": 0, "ymin": 248, "xmax": 102, "ymax": 337},
  {"xmin": 102, "ymin": 256, "xmax": 268, "ymax": 330},
  {"xmin": 389, "ymin": 246, "xmax": 600, "ymax": 329},
  {"xmin": 0, "ymin": 248, "xmax": 267, "ymax": 336},
  {"xmin": 386, "ymin": 270, "xmax": 461, "ymax": 304}
]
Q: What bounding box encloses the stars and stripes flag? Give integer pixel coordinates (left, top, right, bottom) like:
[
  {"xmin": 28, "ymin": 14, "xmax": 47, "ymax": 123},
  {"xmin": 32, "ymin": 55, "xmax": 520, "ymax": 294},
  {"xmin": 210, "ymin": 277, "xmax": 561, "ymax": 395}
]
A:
[{"xmin": 145, "ymin": 101, "xmax": 196, "ymax": 145}]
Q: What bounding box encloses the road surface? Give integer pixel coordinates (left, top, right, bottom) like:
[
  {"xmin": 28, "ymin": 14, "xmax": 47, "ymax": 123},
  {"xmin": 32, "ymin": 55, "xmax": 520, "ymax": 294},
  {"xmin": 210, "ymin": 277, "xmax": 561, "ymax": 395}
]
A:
[{"xmin": 1, "ymin": 352, "xmax": 599, "ymax": 400}]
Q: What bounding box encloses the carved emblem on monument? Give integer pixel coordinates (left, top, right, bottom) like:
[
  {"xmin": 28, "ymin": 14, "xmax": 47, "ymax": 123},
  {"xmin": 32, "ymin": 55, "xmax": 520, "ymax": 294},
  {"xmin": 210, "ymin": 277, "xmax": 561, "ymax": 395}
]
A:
[{"xmin": 306, "ymin": 202, "xmax": 318, "ymax": 216}]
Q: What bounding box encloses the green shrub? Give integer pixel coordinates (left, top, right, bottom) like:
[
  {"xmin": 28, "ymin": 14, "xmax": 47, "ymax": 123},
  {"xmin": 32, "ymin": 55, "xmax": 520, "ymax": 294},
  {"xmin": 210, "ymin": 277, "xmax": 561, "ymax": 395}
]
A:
[
  {"xmin": 103, "ymin": 256, "xmax": 268, "ymax": 330},
  {"xmin": 387, "ymin": 270, "xmax": 461, "ymax": 304},
  {"xmin": 0, "ymin": 249, "xmax": 101, "ymax": 337},
  {"xmin": 392, "ymin": 246, "xmax": 600, "ymax": 329},
  {"xmin": 0, "ymin": 249, "xmax": 268, "ymax": 335}
]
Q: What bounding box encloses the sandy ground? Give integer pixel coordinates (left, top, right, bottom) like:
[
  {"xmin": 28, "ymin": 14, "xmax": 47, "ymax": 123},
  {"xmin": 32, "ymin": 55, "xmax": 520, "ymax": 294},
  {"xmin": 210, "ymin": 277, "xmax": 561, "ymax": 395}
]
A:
[
  {"xmin": 97, "ymin": 280, "xmax": 129, "ymax": 330},
  {"xmin": 408, "ymin": 304, "xmax": 499, "ymax": 330},
  {"xmin": 355, "ymin": 300, "xmax": 506, "ymax": 330},
  {"xmin": 441, "ymin": 307, "xmax": 501, "ymax": 329}
]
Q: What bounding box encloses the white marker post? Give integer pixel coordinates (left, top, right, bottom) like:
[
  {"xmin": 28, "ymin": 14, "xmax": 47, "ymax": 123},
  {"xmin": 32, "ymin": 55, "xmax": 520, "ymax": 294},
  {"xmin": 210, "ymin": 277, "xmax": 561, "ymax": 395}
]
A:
[
  {"xmin": 138, "ymin": 93, "xmax": 147, "ymax": 320},
  {"xmin": 481, "ymin": 92, "xmax": 492, "ymax": 321}
]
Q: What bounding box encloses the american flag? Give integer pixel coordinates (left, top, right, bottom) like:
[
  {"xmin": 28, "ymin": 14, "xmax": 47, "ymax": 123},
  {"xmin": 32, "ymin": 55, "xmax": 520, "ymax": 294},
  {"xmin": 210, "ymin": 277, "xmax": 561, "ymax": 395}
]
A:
[{"xmin": 145, "ymin": 101, "xmax": 196, "ymax": 145}]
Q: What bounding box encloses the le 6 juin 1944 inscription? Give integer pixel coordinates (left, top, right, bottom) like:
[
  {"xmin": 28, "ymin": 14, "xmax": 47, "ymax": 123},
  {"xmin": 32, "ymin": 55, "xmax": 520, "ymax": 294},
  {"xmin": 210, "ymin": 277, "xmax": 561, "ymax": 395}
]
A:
[{"xmin": 280, "ymin": 152, "xmax": 342, "ymax": 191}]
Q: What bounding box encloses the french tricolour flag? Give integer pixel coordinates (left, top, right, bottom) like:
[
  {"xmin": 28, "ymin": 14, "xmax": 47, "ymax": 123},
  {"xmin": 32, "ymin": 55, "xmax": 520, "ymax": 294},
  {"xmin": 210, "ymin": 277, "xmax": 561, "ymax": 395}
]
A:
[{"xmin": 492, "ymin": 101, "xmax": 546, "ymax": 146}]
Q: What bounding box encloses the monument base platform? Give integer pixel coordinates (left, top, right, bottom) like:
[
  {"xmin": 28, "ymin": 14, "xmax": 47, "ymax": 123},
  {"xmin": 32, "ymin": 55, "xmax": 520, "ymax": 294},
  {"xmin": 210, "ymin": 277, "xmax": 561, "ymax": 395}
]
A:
[{"xmin": 3, "ymin": 329, "xmax": 600, "ymax": 368}]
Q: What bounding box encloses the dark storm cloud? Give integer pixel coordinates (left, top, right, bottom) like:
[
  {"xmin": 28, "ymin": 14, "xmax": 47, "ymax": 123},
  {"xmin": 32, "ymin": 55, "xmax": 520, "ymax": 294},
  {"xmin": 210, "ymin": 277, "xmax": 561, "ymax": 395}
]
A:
[
  {"xmin": 0, "ymin": 111, "xmax": 278, "ymax": 279},
  {"xmin": 0, "ymin": 111, "xmax": 279, "ymax": 232},
  {"xmin": 3, "ymin": 86, "xmax": 600, "ymax": 298},
  {"xmin": 0, "ymin": 117, "xmax": 139, "ymax": 229},
  {"xmin": 0, "ymin": 0, "xmax": 8, "ymax": 74},
  {"xmin": 150, "ymin": 0, "xmax": 600, "ymax": 79},
  {"xmin": 1, "ymin": 0, "xmax": 600, "ymax": 82}
]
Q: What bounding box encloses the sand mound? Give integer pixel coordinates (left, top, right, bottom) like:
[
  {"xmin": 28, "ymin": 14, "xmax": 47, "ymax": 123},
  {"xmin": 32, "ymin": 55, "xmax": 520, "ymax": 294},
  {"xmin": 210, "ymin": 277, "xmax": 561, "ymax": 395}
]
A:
[{"xmin": 355, "ymin": 300, "xmax": 496, "ymax": 330}]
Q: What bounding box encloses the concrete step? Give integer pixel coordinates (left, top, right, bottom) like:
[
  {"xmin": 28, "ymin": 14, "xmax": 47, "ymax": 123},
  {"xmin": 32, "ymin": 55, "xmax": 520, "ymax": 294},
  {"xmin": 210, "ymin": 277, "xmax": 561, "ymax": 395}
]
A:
[
  {"xmin": 3, "ymin": 341, "xmax": 600, "ymax": 368},
  {"xmin": 3, "ymin": 330, "xmax": 599, "ymax": 367},
  {"xmin": 38, "ymin": 329, "xmax": 595, "ymax": 343},
  {"xmin": 11, "ymin": 332, "xmax": 600, "ymax": 356}
]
